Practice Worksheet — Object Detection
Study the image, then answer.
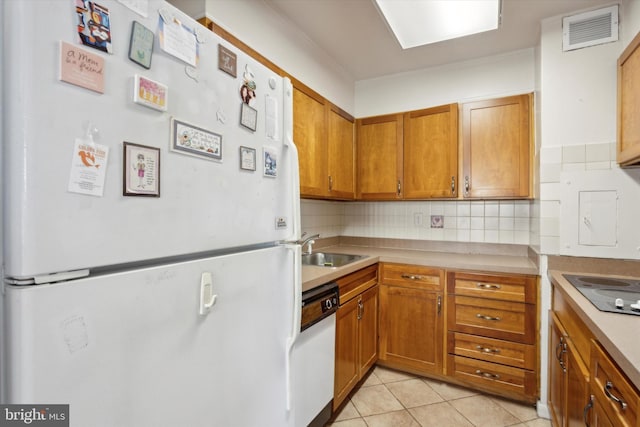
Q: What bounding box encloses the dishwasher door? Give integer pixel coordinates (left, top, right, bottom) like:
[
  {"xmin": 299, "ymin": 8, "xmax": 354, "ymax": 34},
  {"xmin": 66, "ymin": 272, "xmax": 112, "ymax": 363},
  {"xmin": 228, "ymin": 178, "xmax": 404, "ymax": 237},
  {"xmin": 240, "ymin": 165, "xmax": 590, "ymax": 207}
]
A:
[{"xmin": 292, "ymin": 282, "xmax": 338, "ymax": 427}]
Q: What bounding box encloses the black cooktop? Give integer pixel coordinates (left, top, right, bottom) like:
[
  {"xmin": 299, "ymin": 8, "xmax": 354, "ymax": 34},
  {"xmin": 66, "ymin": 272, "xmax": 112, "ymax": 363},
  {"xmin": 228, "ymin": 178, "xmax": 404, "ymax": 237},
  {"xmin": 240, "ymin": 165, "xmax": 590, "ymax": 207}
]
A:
[{"xmin": 563, "ymin": 274, "xmax": 640, "ymax": 316}]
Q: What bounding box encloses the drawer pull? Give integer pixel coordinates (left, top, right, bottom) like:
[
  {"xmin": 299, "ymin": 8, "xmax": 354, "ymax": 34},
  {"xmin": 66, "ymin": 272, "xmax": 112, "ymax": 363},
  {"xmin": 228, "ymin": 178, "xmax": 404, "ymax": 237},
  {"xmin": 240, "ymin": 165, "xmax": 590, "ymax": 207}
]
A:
[
  {"xmin": 476, "ymin": 313, "xmax": 501, "ymax": 321},
  {"xmin": 401, "ymin": 274, "xmax": 425, "ymax": 281},
  {"xmin": 475, "ymin": 370, "xmax": 500, "ymax": 380},
  {"xmin": 476, "ymin": 282, "xmax": 501, "ymax": 290},
  {"xmin": 604, "ymin": 381, "xmax": 628, "ymax": 411},
  {"xmin": 475, "ymin": 345, "xmax": 500, "ymax": 354}
]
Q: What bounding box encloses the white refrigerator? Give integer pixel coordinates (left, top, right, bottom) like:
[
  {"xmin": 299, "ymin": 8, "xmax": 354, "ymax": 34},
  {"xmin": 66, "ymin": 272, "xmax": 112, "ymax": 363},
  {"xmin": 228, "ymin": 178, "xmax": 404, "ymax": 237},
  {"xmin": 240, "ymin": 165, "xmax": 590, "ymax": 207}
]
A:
[{"xmin": 1, "ymin": 1, "xmax": 303, "ymax": 426}]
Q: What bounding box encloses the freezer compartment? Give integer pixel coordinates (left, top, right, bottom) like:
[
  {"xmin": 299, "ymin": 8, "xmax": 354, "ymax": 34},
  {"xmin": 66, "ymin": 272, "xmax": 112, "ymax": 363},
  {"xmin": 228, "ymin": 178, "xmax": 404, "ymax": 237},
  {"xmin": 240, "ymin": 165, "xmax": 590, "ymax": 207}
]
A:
[{"xmin": 4, "ymin": 246, "xmax": 296, "ymax": 427}]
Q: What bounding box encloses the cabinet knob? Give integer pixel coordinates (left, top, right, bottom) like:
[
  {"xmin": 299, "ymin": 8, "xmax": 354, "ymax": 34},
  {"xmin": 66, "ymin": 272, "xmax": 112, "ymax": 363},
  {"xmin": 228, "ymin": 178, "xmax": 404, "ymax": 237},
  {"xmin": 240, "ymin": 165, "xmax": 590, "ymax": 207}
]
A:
[
  {"xmin": 328, "ymin": 176, "xmax": 333, "ymax": 192},
  {"xmin": 396, "ymin": 180, "xmax": 401, "ymax": 197},
  {"xmin": 450, "ymin": 176, "xmax": 456, "ymax": 195},
  {"xmin": 464, "ymin": 176, "xmax": 470, "ymax": 196},
  {"xmin": 475, "ymin": 345, "xmax": 500, "ymax": 354}
]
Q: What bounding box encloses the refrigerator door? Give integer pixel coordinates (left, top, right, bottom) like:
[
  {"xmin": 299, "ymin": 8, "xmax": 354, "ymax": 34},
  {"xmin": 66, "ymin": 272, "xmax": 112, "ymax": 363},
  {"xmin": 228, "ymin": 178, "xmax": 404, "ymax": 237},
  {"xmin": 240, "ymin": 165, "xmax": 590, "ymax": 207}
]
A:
[
  {"xmin": 4, "ymin": 246, "xmax": 295, "ymax": 427},
  {"xmin": 2, "ymin": 0, "xmax": 298, "ymax": 280}
]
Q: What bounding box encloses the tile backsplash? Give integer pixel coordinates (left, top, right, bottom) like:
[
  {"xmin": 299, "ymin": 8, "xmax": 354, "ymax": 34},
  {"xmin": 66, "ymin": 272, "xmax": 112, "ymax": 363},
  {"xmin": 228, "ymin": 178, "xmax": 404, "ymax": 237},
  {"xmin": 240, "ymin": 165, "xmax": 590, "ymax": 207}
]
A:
[{"xmin": 301, "ymin": 199, "xmax": 532, "ymax": 244}]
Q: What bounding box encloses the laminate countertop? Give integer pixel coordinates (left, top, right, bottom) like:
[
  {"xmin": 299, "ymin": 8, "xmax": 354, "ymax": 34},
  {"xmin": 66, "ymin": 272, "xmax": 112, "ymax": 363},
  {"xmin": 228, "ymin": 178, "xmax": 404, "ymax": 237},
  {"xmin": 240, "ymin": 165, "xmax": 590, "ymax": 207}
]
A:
[
  {"xmin": 301, "ymin": 244, "xmax": 538, "ymax": 292},
  {"xmin": 549, "ymin": 269, "xmax": 640, "ymax": 390}
]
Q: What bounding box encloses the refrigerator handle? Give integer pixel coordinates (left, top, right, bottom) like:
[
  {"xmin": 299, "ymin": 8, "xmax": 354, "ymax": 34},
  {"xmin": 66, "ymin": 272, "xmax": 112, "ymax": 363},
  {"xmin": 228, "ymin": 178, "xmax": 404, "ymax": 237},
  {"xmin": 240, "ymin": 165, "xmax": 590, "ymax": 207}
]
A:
[
  {"xmin": 284, "ymin": 243, "xmax": 302, "ymax": 412},
  {"xmin": 282, "ymin": 77, "xmax": 301, "ymax": 242}
]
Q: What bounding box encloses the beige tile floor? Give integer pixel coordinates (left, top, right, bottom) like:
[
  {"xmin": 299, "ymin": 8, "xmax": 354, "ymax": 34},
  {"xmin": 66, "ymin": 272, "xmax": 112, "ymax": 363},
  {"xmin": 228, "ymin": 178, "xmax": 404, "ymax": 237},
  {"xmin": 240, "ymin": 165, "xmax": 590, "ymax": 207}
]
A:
[{"xmin": 328, "ymin": 366, "xmax": 552, "ymax": 427}]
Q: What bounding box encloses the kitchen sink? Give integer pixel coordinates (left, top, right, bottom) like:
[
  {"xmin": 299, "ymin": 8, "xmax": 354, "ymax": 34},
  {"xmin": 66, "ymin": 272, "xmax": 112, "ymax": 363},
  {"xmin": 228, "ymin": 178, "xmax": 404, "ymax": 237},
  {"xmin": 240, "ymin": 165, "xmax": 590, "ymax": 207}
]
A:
[{"xmin": 301, "ymin": 252, "xmax": 365, "ymax": 268}]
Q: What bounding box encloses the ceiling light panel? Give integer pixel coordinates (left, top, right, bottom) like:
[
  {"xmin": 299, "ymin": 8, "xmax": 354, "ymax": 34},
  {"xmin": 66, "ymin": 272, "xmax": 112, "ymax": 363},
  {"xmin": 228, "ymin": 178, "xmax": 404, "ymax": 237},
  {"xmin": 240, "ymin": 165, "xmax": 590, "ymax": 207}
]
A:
[{"xmin": 374, "ymin": 0, "xmax": 502, "ymax": 49}]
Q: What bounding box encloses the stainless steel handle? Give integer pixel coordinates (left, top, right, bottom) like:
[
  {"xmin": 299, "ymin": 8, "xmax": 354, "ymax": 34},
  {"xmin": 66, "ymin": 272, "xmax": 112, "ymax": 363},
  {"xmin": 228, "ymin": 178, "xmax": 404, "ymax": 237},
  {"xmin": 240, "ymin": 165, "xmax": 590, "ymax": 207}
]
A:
[
  {"xmin": 476, "ymin": 283, "xmax": 501, "ymax": 290},
  {"xmin": 604, "ymin": 381, "xmax": 628, "ymax": 410},
  {"xmin": 475, "ymin": 370, "xmax": 500, "ymax": 380},
  {"xmin": 584, "ymin": 395, "xmax": 593, "ymax": 427},
  {"xmin": 357, "ymin": 298, "xmax": 363, "ymax": 320},
  {"xmin": 401, "ymin": 274, "xmax": 425, "ymax": 281},
  {"xmin": 437, "ymin": 295, "xmax": 442, "ymax": 315},
  {"xmin": 476, "ymin": 313, "xmax": 501, "ymax": 321},
  {"xmin": 464, "ymin": 176, "xmax": 470, "ymax": 196},
  {"xmin": 328, "ymin": 176, "xmax": 333, "ymax": 191},
  {"xmin": 475, "ymin": 345, "xmax": 500, "ymax": 354},
  {"xmin": 397, "ymin": 180, "xmax": 401, "ymax": 196},
  {"xmin": 556, "ymin": 338, "xmax": 567, "ymax": 373},
  {"xmin": 450, "ymin": 176, "xmax": 456, "ymax": 195}
]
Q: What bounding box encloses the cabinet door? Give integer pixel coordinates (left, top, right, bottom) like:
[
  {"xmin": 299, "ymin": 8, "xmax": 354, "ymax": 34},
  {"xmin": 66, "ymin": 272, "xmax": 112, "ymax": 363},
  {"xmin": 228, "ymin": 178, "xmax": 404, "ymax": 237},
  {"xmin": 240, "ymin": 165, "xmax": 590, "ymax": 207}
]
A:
[
  {"xmin": 379, "ymin": 285, "xmax": 443, "ymax": 375},
  {"xmin": 359, "ymin": 285, "xmax": 379, "ymax": 377},
  {"xmin": 617, "ymin": 30, "xmax": 640, "ymax": 166},
  {"xmin": 403, "ymin": 104, "xmax": 458, "ymax": 199},
  {"xmin": 356, "ymin": 114, "xmax": 403, "ymax": 200},
  {"xmin": 566, "ymin": 340, "xmax": 590, "ymax": 427},
  {"xmin": 461, "ymin": 93, "xmax": 532, "ymax": 198},
  {"xmin": 328, "ymin": 106, "xmax": 355, "ymax": 199},
  {"xmin": 293, "ymin": 86, "xmax": 328, "ymax": 197},
  {"xmin": 334, "ymin": 297, "xmax": 359, "ymax": 410},
  {"xmin": 549, "ymin": 312, "xmax": 568, "ymax": 427}
]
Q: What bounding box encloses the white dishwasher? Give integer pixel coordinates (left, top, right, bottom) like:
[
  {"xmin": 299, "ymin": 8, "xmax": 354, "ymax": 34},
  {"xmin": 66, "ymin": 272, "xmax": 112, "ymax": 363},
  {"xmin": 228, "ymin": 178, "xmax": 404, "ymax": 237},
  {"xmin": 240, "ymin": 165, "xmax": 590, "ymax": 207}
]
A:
[{"xmin": 292, "ymin": 281, "xmax": 338, "ymax": 427}]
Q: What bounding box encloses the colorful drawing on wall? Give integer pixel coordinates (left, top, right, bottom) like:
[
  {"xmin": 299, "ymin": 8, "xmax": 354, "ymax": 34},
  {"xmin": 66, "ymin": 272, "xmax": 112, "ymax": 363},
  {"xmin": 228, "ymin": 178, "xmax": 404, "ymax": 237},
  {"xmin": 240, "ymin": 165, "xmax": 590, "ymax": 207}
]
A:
[
  {"xmin": 75, "ymin": 0, "xmax": 113, "ymax": 54},
  {"xmin": 133, "ymin": 75, "xmax": 168, "ymax": 111}
]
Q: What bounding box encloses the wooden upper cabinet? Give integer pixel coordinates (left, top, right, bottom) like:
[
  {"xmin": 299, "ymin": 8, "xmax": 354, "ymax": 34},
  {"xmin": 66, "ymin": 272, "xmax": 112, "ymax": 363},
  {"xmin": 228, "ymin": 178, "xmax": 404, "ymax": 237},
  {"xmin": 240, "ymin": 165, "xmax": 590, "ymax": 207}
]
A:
[
  {"xmin": 356, "ymin": 114, "xmax": 403, "ymax": 200},
  {"xmin": 461, "ymin": 93, "xmax": 532, "ymax": 199},
  {"xmin": 293, "ymin": 86, "xmax": 328, "ymax": 197},
  {"xmin": 293, "ymin": 83, "xmax": 355, "ymax": 200},
  {"xmin": 404, "ymin": 104, "xmax": 458, "ymax": 199},
  {"xmin": 328, "ymin": 106, "xmax": 355, "ymax": 199},
  {"xmin": 617, "ymin": 30, "xmax": 640, "ymax": 166}
]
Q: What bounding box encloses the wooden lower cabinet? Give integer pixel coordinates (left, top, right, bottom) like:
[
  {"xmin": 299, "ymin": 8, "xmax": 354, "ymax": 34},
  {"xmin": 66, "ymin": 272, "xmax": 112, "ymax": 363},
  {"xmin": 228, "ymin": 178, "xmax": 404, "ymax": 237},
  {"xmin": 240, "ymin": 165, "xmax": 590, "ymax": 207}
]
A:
[
  {"xmin": 333, "ymin": 265, "xmax": 378, "ymax": 410},
  {"xmin": 549, "ymin": 312, "xmax": 590, "ymax": 427},
  {"xmin": 378, "ymin": 264, "xmax": 445, "ymax": 375},
  {"xmin": 550, "ymin": 282, "xmax": 640, "ymax": 427},
  {"xmin": 589, "ymin": 341, "xmax": 640, "ymax": 427},
  {"xmin": 447, "ymin": 271, "xmax": 538, "ymax": 403}
]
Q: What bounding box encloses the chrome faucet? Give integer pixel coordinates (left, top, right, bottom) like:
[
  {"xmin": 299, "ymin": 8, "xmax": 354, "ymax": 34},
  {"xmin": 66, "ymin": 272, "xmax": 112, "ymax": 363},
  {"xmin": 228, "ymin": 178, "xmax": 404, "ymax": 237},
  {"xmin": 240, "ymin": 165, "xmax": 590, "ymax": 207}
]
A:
[{"xmin": 297, "ymin": 233, "xmax": 320, "ymax": 255}]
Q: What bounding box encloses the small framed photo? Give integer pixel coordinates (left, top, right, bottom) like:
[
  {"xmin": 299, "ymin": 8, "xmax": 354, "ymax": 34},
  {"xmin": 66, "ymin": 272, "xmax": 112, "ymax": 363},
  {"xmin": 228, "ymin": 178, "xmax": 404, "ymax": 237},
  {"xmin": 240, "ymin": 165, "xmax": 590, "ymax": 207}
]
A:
[
  {"xmin": 240, "ymin": 146, "xmax": 256, "ymax": 171},
  {"xmin": 133, "ymin": 74, "xmax": 168, "ymax": 111},
  {"xmin": 263, "ymin": 146, "xmax": 277, "ymax": 178},
  {"xmin": 218, "ymin": 44, "xmax": 237, "ymax": 77},
  {"xmin": 129, "ymin": 21, "xmax": 154, "ymax": 69},
  {"xmin": 240, "ymin": 103, "xmax": 257, "ymax": 132},
  {"xmin": 123, "ymin": 142, "xmax": 160, "ymax": 197},
  {"xmin": 171, "ymin": 118, "xmax": 222, "ymax": 162}
]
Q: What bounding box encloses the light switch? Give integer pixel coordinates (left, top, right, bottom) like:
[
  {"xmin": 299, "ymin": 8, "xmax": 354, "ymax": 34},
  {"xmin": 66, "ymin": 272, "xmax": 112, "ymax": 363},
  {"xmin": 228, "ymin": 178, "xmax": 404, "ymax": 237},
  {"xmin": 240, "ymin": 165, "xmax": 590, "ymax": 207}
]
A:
[{"xmin": 578, "ymin": 190, "xmax": 617, "ymax": 246}]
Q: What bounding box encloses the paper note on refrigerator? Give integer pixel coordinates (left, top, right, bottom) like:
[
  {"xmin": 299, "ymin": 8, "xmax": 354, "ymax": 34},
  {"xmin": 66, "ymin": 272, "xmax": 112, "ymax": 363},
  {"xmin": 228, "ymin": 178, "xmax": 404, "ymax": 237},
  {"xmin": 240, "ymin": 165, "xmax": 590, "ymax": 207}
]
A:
[
  {"xmin": 266, "ymin": 95, "xmax": 279, "ymax": 140},
  {"xmin": 68, "ymin": 138, "xmax": 109, "ymax": 197},
  {"xmin": 158, "ymin": 17, "xmax": 198, "ymax": 66}
]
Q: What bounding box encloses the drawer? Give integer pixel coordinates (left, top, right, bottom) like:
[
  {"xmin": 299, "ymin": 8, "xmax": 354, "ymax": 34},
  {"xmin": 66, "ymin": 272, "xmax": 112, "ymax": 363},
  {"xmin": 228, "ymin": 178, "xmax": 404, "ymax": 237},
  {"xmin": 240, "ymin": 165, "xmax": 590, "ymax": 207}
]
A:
[
  {"xmin": 590, "ymin": 341, "xmax": 639, "ymax": 427},
  {"xmin": 447, "ymin": 355, "xmax": 537, "ymax": 400},
  {"xmin": 447, "ymin": 332, "xmax": 536, "ymax": 370},
  {"xmin": 336, "ymin": 264, "xmax": 378, "ymax": 305},
  {"xmin": 447, "ymin": 271, "xmax": 537, "ymax": 304},
  {"xmin": 381, "ymin": 263, "xmax": 444, "ymax": 291},
  {"xmin": 448, "ymin": 295, "xmax": 535, "ymax": 344}
]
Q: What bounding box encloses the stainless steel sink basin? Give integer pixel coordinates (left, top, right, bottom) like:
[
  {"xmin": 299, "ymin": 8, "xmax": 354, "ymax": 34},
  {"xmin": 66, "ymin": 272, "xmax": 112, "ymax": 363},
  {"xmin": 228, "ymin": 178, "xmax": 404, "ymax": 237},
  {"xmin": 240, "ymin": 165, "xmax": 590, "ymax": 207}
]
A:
[{"xmin": 301, "ymin": 252, "xmax": 365, "ymax": 268}]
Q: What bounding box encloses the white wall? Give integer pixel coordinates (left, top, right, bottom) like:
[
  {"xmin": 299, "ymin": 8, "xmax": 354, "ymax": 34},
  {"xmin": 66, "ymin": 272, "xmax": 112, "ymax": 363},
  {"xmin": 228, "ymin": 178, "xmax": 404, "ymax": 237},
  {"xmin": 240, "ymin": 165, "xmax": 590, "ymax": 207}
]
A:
[
  {"xmin": 355, "ymin": 48, "xmax": 536, "ymax": 117},
  {"xmin": 201, "ymin": 0, "xmax": 355, "ymax": 113}
]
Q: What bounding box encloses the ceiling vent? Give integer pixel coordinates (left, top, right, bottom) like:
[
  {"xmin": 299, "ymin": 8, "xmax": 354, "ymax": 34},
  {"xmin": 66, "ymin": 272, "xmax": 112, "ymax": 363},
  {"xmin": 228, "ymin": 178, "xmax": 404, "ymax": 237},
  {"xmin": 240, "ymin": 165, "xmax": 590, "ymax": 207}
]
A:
[{"xmin": 562, "ymin": 4, "xmax": 618, "ymax": 51}]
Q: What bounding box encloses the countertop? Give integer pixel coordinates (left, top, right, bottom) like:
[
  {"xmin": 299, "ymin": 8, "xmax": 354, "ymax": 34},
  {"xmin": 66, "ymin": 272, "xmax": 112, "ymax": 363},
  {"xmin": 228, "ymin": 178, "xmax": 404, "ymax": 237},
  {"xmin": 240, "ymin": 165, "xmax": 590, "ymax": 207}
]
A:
[
  {"xmin": 549, "ymin": 269, "xmax": 640, "ymax": 390},
  {"xmin": 302, "ymin": 244, "xmax": 538, "ymax": 292}
]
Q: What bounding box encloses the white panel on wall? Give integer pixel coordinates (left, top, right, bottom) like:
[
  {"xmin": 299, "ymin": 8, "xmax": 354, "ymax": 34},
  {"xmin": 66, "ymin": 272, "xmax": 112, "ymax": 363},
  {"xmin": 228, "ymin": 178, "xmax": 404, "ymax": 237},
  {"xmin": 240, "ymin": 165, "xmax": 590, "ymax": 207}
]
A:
[
  {"xmin": 578, "ymin": 190, "xmax": 617, "ymax": 246},
  {"xmin": 560, "ymin": 169, "xmax": 640, "ymax": 259}
]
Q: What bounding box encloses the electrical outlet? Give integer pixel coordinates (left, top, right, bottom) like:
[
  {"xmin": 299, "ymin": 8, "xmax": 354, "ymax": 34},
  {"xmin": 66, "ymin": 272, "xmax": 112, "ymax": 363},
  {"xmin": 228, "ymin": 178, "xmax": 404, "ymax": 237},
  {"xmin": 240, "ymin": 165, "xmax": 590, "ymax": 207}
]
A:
[{"xmin": 414, "ymin": 212, "xmax": 423, "ymax": 227}]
